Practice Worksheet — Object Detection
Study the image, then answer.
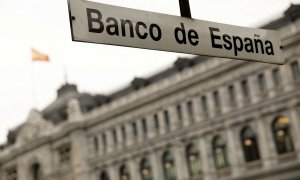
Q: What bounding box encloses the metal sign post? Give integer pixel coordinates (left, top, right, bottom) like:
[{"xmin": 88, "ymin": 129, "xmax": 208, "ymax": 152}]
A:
[{"xmin": 179, "ymin": 0, "xmax": 192, "ymax": 18}]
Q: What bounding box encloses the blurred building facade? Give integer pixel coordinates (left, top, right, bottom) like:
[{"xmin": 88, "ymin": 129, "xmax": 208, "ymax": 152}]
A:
[{"xmin": 1, "ymin": 4, "xmax": 300, "ymax": 180}]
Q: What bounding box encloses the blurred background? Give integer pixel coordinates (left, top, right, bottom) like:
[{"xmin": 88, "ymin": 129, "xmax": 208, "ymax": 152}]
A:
[
  {"xmin": 0, "ymin": 0, "xmax": 299, "ymax": 144},
  {"xmin": 1, "ymin": 0, "xmax": 300, "ymax": 180}
]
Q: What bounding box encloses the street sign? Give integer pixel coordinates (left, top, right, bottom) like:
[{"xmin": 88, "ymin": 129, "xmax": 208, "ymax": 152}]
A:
[{"xmin": 68, "ymin": 0, "xmax": 284, "ymax": 64}]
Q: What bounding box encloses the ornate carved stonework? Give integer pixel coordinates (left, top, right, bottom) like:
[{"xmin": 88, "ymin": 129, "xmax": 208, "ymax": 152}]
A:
[
  {"xmin": 67, "ymin": 99, "xmax": 82, "ymax": 121},
  {"xmin": 17, "ymin": 109, "xmax": 54, "ymax": 145}
]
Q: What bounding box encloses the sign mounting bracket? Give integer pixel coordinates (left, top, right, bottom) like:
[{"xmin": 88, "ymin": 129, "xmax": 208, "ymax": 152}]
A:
[{"xmin": 179, "ymin": 0, "xmax": 192, "ymax": 18}]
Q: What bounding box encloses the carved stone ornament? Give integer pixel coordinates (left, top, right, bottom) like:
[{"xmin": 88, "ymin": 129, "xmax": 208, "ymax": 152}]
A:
[{"xmin": 17, "ymin": 109, "xmax": 54, "ymax": 144}]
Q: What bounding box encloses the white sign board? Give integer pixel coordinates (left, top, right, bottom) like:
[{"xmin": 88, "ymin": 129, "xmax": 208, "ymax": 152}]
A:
[{"xmin": 68, "ymin": 0, "xmax": 284, "ymax": 64}]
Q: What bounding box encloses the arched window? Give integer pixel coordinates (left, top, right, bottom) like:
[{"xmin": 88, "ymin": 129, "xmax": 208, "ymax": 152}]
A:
[
  {"xmin": 100, "ymin": 171, "xmax": 109, "ymax": 180},
  {"xmin": 140, "ymin": 158, "xmax": 153, "ymax": 180},
  {"xmin": 186, "ymin": 144, "xmax": 202, "ymax": 177},
  {"xmin": 241, "ymin": 126, "xmax": 260, "ymax": 162},
  {"xmin": 31, "ymin": 163, "xmax": 42, "ymax": 180},
  {"xmin": 212, "ymin": 136, "xmax": 229, "ymax": 169},
  {"xmin": 272, "ymin": 117, "xmax": 294, "ymax": 154},
  {"xmin": 162, "ymin": 151, "xmax": 177, "ymax": 180},
  {"xmin": 120, "ymin": 165, "xmax": 130, "ymax": 180}
]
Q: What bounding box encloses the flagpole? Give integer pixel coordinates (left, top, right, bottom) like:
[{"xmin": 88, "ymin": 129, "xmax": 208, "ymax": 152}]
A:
[
  {"xmin": 31, "ymin": 59, "xmax": 37, "ymax": 108},
  {"xmin": 31, "ymin": 47, "xmax": 49, "ymax": 108},
  {"xmin": 64, "ymin": 65, "xmax": 68, "ymax": 84}
]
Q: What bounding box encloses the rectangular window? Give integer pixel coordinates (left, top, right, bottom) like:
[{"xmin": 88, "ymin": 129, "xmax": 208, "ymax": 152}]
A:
[
  {"xmin": 258, "ymin": 73, "xmax": 267, "ymax": 92},
  {"xmin": 121, "ymin": 125, "xmax": 126, "ymax": 142},
  {"xmin": 213, "ymin": 91, "xmax": 220, "ymax": 109},
  {"xmin": 102, "ymin": 133, "xmax": 107, "ymax": 150},
  {"xmin": 291, "ymin": 61, "xmax": 300, "ymax": 81},
  {"xmin": 58, "ymin": 144, "xmax": 71, "ymax": 163},
  {"xmin": 164, "ymin": 110, "xmax": 170, "ymax": 131},
  {"xmin": 187, "ymin": 101, "xmax": 194, "ymax": 119},
  {"xmin": 228, "ymin": 85, "xmax": 236, "ymax": 105},
  {"xmin": 93, "ymin": 136, "xmax": 99, "ymax": 151},
  {"xmin": 154, "ymin": 113, "xmax": 159, "ymax": 132},
  {"xmin": 6, "ymin": 167, "xmax": 17, "ymax": 180},
  {"xmin": 241, "ymin": 80, "xmax": 249, "ymax": 97},
  {"xmin": 201, "ymin": 96, "xmax": 208, "ymax": 114},
  {"xmin": 132, "ymin": 122, "xmax": 138, "ymax": 137},
  {"xmin": 112, "ymin": 129, "xmax": 117, "ymax": 144},
  {"xmin": 272, "ymin": 68, "xmax": 281, "ymax": 87},
  {"xmin": 142, "ymin": 118, "xmax": 147, "ymax": 135},
  {"xmin": 176, "ymin": 104, "xmax": 182, "ymax": 121}
]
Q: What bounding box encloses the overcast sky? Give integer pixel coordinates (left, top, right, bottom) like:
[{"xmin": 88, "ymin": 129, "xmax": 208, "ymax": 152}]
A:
[{"xmin": 0, "ymin": 0, "xmax": 299, "ymax": 143}]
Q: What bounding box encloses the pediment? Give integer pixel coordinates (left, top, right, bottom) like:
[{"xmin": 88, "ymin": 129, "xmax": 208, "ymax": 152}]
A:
[{"xmin": 17, "ymin": 109, "xmax": 54, "ymax": 144}]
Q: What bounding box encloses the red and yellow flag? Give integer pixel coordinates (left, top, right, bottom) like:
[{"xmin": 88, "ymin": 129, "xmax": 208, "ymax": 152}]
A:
[{"xmin": 32, "ymin": 48, "xmax": 49, "ymax": 62}]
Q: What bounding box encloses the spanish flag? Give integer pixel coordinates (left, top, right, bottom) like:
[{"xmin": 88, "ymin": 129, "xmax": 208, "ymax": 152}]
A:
[{"xmin": 32, "ymin": 48, "xmax": 49, "ymax": 62}]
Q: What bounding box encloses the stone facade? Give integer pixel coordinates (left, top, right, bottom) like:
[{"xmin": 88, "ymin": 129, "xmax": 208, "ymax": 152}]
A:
[{"xmin": 1, "ymin": 4, "xmax": 300, "ymax": 180}]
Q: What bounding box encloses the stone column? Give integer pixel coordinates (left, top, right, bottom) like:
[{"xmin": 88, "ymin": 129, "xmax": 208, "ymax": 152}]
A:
[
  {"xmin": 181, "ymin": 101, "xmax": 191, "ymax": 127},
  {"xmin": 128, "ymin": 158, "xmax": 141, "ymax": 180},
  {"xmin": 89, "ymin": 170, "xmax": 97, "ymax": 180},
  {"xmin": 282, "ymin": 63, "xmax": 294, "ymax": 92},
  {"xmin": 87, "ymin": 137, "xmax": 96, "ymax": 159},
  {"xmin": 52, "ymin": 147, "xmax": 60, "ymax": 174},
  {"xmin": 219, "ymin": 86, "xmax": 230, "ymax": 114},
  {"xmin": 173, "ymin": 142, "xmax": 189, "ymax": 180},
  {"xmin": 193, "ymin": 96, "xmax": 204, "ymax": 122},
  {"xmin": 108, "ymin": 163, "xmax": 119, "ymax": 180},
  {"xmin": 265, "ymin": 118, "xmax": 279, "ymax": 164},
  {"xmin": 158, "ymin": 110, "xmax": 166, "ymax": 135},
  {"xmin": 289, "ymin": 108, "xmax": 300, "ymax": 160},
  {"xmin": 199, "ymin": 137, "xmax": 215, "ymax": 180},
  {"xmin": 98, "ymin": 134, "xmax": 105, "ymax": 156},
  {"xmin": 168, "ymin": 105, "xmax": 179, "ymax": 131},
  {"xmin": 117, "ymin": 125, "xmax": 124, "ymax": 149},
  {"xmin": 136, "ymin": 119, "xmax": 144, "ymax": 142},
  {"xmin": 188, "ymin": 99, "xmax": 196, "ymax": 124},
  {"xmin": 42, "ymin": 145, "xmax": 54, "ymax": 180},
  {"xmin": 146, "ymin": 114, "xmax": 156, "ymax": 138},
  {"xmin": 71, "ymin": 130, "xmax": 89, "ymax": 180},
  {"xmin": 150, "ymin": 151, "xmax": 164, "ymax": 180},
  {"xmin": 18, "ymin": 159, "xmax": 28, "ymax": 180},
  {"xmin": 126, "ymin": 122, "xmax": 134, "ymax": 146},
  {"xmin": 67, "ymin": 99, "xmax": 82, "ymax": 121},
  {"xmin": 226, "ymin": 128, "xmax": 242, "ymax": 176},
  {"xmin": 207, "ymin": 92, "xmax": 216, "ymax": 119},
  {"xmin": 248, "ymin": 75, "xmax": 259, "ymax": 104},
  {"xmin": 256, "ymin": 118, "xmax": 277, "ymax": 169},
  {"xmin": 265, "ymin": 69, "xmax": 276, "ymax": 98},
  {"xmin": 106, "ymin": 129, "xmax": 114, "ymax": 153},
  {"xmin": 234, "ymin": 81, "xmax": 244, "ymax": 109}
]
